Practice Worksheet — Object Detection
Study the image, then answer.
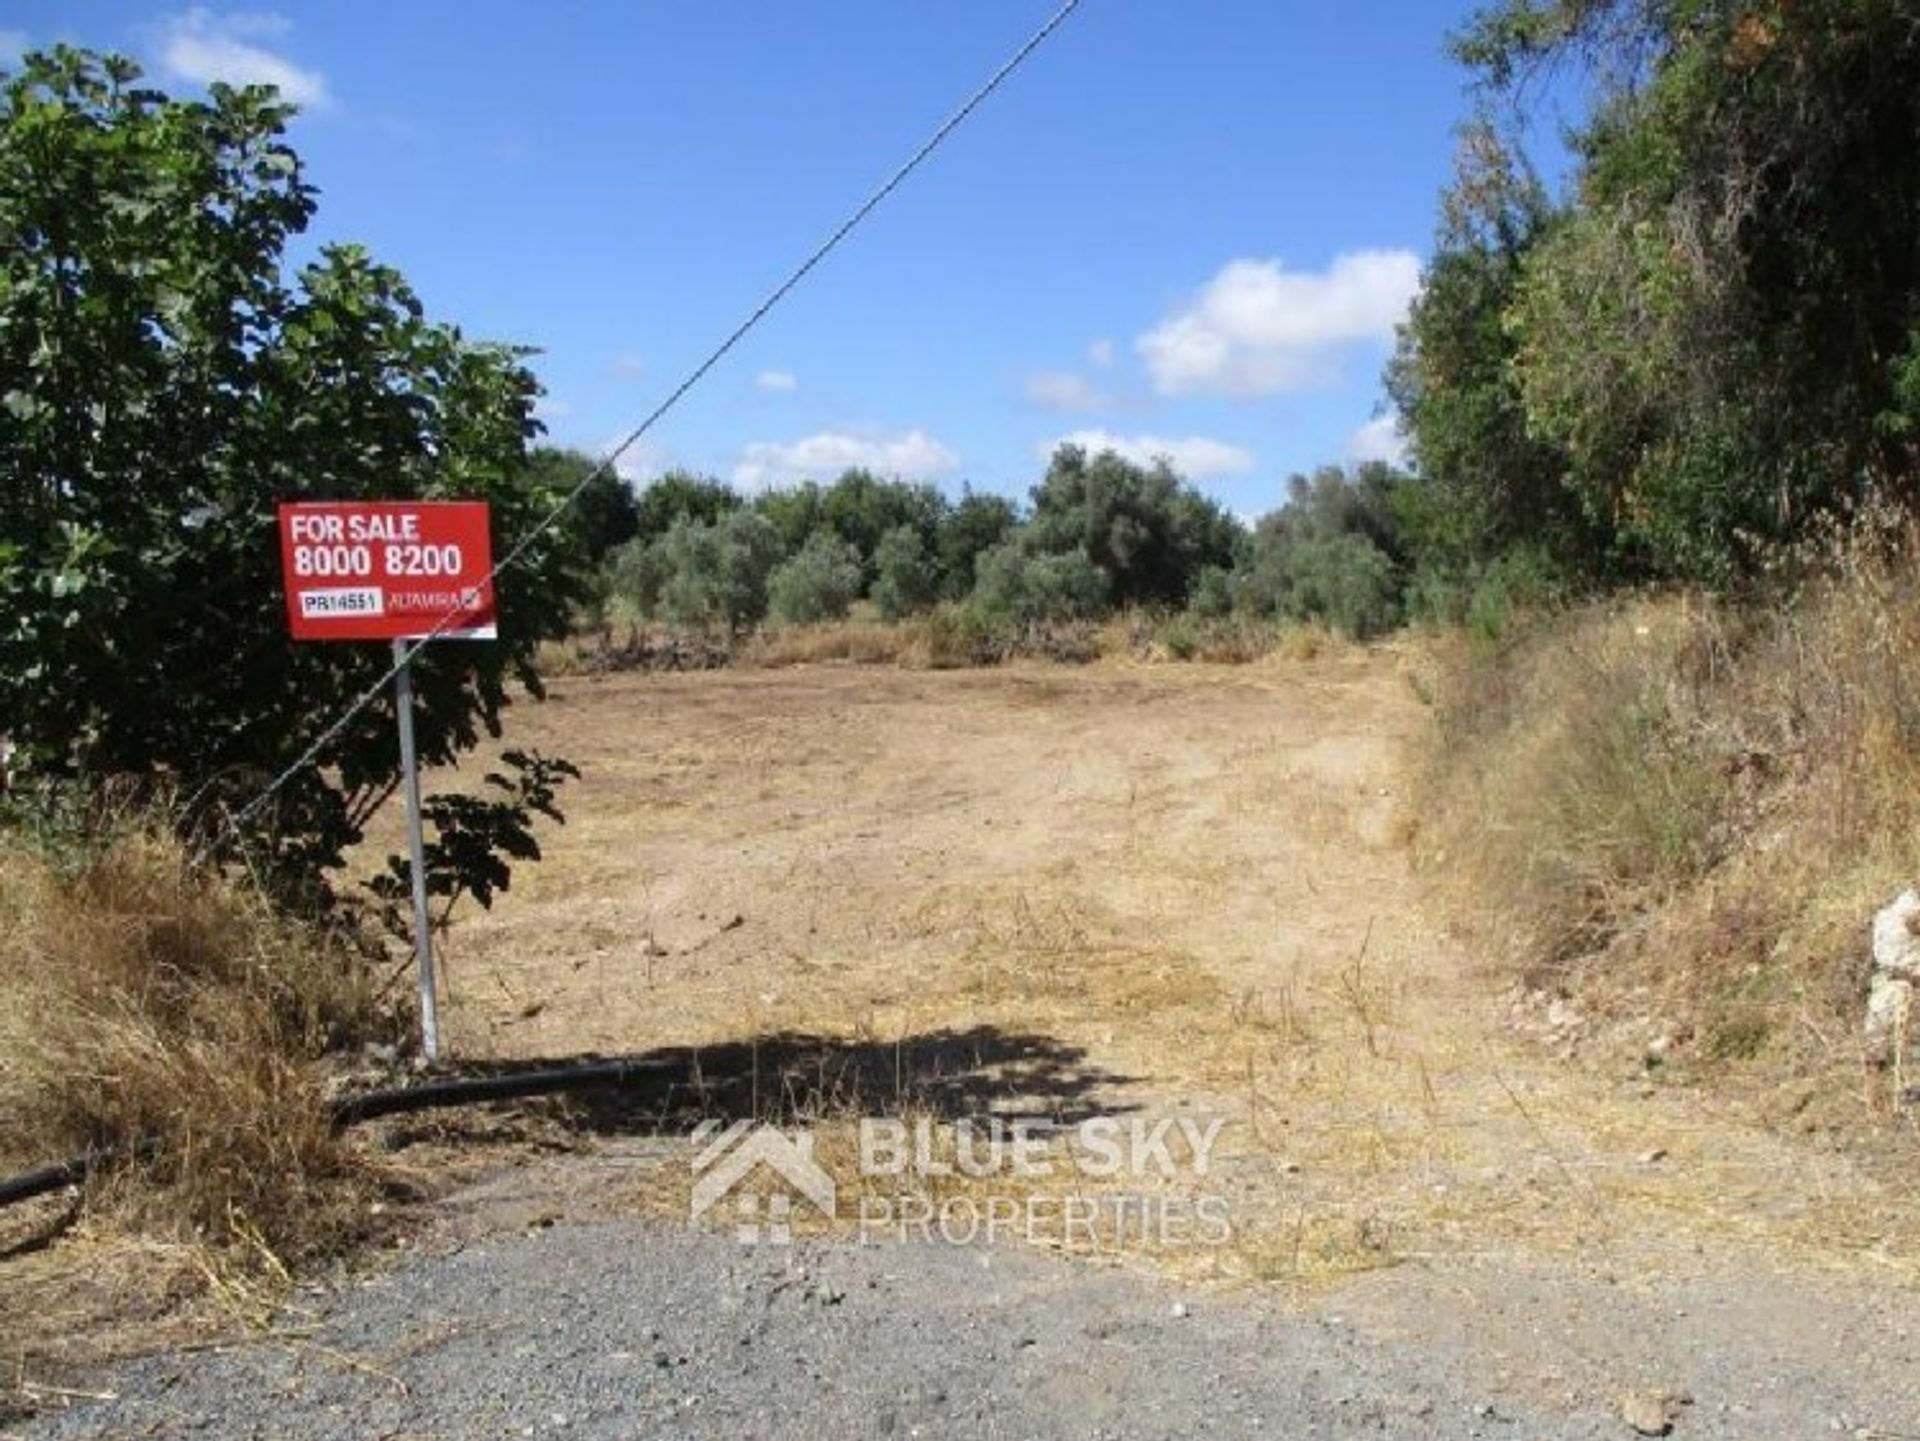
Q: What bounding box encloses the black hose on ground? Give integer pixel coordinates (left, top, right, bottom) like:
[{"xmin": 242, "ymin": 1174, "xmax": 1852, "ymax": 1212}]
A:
[
  {"xmin": 0, "ymin": 1157, "xmax": 92, "ymax": 1209},
  {"xmin": 0, "ymin": 1056, "xmax": 691, "ymax": 1211},
  {"xmin": 327, "ymin": 1056, "xmax": 684, "ymax": 1126}
]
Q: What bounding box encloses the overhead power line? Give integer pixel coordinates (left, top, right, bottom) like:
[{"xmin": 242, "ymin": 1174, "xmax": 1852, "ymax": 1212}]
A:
[{"xmin": 219, "ymin": 0, "xmax": 1085, "ymax": 841}]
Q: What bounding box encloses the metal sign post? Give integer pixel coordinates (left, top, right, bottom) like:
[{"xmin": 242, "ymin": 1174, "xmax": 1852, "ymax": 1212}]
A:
[
  {"xmin": 391, "ymin": 640, "xmax": 440, "ymax": 1062},
  {"xmin": 278, "ymin": 500, "xmax": 498, "ymax": 1064}
]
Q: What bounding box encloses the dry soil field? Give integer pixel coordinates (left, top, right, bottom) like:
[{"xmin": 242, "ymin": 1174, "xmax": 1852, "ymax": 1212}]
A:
[
  {"xmin": 28, "ymin": 648, "xmax": 1920, "ymax": 1438},
  {"xmin": 435, "ymin": 650, "xmax": 1919, "ymax": 1286}
]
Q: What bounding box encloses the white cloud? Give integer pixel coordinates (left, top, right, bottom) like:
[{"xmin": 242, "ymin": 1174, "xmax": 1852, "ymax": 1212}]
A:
[
  {"xmin": 612, "ymin": 352, "xmax": 646, "ymax": 379},
  {"xmin": 1347, "ymin": 413, "xmax": 1409, "ymax": 466},
  {"xmin": 534, "ymin": 396, "xmax": 573, "ymax": 422},
  {"xmin": 733, "ymin": 429, "xmax": 959, "ymax": 489},
  {"xmin": 608, "ymin": 438, "xmax": 668, "ymax": 484},
  {"xmin": 1041, "ymin": 429, "xmax": 1255, "ymax": 481},
  {"xmin": 1136, "ymin": 250, "xmax": 1421, "ymax": 397},
  {"xmin": 1086, "ymin": 337, "xmax": 1116, "ymax": 369},
  {"xmin": 1022, "ymin": 370, "xmax": 1108, "ymax": 413},
  {"xmin": 0, "ymin": 29, "xmax": 28, "ymax": 61},
  {"xmin": 754, "ymin": 369, "xmax": 798, "ymax": 394},
  {"xmin": 156, "ymin": 10, "xmax": 329, "ymax": 109}
]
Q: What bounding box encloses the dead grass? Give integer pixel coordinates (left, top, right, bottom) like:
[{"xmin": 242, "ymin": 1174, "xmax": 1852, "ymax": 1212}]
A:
[
  {"xmin": 742, "ymin": 618, "xmax": 918, "ymax": 668},
  {"xmin": 1420, "ymin": 594, "xmax": 1734, "ymax": 970},
  {"xmin": 0, "ymin": 822, "xmax": 393, "ymax": 1388},
  {"xmin": 535, "ymin": 609, "xmax": 1344, "ymax": 679},
  {"xmin": 1418, "ymin": 519, "xmax": 1920, "ymax": 1131}
]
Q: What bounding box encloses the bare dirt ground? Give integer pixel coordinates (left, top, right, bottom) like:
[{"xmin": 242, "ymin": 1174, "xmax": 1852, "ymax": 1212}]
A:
[
  {"xmin": 446, "ymin": 652, "xmax": 1919, "ymax": 1281},
  {"xmin": 23, "ymin": 650, "xmax": 1920, "ymax": 1437}
]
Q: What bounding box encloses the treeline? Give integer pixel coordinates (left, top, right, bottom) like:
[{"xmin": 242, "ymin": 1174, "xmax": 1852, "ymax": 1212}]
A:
[
  {"xmin": 545, "ymin": 445, "xmax": 1420, "ymax": 641},
  {"xmin": 556, "ymin": 3, "xmax": 1920, "ymax": 644},
  {"xmin": 560, "ymin": 0, "xmax": 1920, "ymax": 642},
  {"xmin": 1389, "ymin": 0, "xmax": 1920, "ymax": 601}
]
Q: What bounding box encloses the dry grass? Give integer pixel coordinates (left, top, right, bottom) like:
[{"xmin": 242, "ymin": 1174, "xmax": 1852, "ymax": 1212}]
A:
[
  {"xmin": 742, "ymin": 618, "xmax": 918, "ymax": 668},
  {"xmin": 1420, "ymin": 594, "xmax": 1734, "ymax": 970},
  {"xmin": 0, "ymin": 823, "xmax": 393, "ymax": 1389},
  {"xmin": 1417, "ymin": 520, "xmax": 1920, "ymax": 1129},
  {"xmin": 534, "ymin": 609, "xmax": 1343, "ymax": 679}
]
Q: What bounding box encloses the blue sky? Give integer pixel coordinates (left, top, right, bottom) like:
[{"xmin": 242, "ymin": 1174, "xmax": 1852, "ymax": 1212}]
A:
[{"xmin": 6, "ymin": 2, "xmax": 1496, "ymax": 518}]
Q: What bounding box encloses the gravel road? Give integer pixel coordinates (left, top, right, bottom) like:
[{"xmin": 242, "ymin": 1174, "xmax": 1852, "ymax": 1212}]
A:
[{"xmin": 23, "ymin": 1215, "xmax": 1919, "ymax": 1440}]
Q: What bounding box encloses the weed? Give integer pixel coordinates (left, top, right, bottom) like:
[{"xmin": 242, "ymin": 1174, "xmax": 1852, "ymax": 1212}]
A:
[
  {"xmin": 1420, "ymin": 519, "xmax": 1920, "ymax": 1115},
  {"xmin": 0, "ymin": 818, "xmax": 393, "ymax": 1364}
]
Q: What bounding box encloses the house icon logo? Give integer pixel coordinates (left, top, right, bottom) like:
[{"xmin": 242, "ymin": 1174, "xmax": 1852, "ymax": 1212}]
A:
[{"xmin": 689, "ymin": 1120, "xmax": 837, "ymax": 1245}]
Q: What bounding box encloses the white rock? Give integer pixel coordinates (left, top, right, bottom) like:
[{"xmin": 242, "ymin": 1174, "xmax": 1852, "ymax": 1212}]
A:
[
  {"xmin": 1618, "ymin": 1390, "xmax": 1676, "ymax": 1436},
  {"xmin": 1871, "ymin": 889, "xmax": 1920, "ymax": 978},
  {"xmin": 1865, "ymin": 973, "xmax": 1914, "ymax": 1038}
]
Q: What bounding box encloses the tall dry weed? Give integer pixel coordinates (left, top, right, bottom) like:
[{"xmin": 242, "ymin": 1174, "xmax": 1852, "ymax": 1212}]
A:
[
  {"xmin": 1421, "ymin": 519, "xmax": 1920, "ymax": 1111},
  {"xmin": 0, "ymin": 824, "xmax": 388, "ymax": 1259}
]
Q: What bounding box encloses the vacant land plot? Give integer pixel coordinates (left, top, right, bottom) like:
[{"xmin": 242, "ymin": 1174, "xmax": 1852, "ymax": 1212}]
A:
[
  {"xmin": 435, "ymin": 652, "xmax": 1918, "ymax": 1284},
  {"xmin": 27, "ymin": 651, "xmax": 1920, "ymax": 1439}
]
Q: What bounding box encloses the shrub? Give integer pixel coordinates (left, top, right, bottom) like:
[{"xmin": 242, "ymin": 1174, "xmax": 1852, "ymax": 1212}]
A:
[
  {"xmin": 971, "ymin": 542, "xmax": 1109, "ymax": 625},
  {"xmin": 1161, "ymin": 614, "xmax": 1287, "ymax": 664},
  {"xmin": 1229, "ymin": 465, "xmax": 1410, "ymax": 638},
  {"xmin": 1283, "ymin": 533, "xmax": 1402, "ymax": 639},
  {"xmin": 917, "ymin": 604, "xmax": 996, "ymax": 669},
  {"xmin": 1236, "ymin": 529, "xmax": 1401, "ymax": 639},
  {"xmin": 622, "ymin": 510, "xmax": 784, "ymax": 632},
  {"xmin": 1187, "ymin": 565, "xmax": 1234, "ymax": 620},
  {"xmin": 768, "ymin": 531, "xmax": 864, "ymax": 626},
  {"xmin": 870, "ymin": 524, "xmax": 940, "ymax": 620},
  {"xmin": 936, "ymin": 489, "xmax": 1021, "ymax": 599},
  {"xmin": 1463, "ymin": 546, "xmax": 1571, "ymax": 643}
]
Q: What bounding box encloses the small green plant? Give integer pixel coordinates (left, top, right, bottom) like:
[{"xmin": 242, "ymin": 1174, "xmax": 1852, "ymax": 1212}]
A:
[
  {"xmin": 1163, "ymin": 617, "xmax": 1199, "ymax": 660},
  {"xmin": 921, "ymin": 604, "xmax": 994, "ymax": 668},
  {"xmin": 366, "ymin": 749, "xmax": 581, "ymax": 937},
  {"xmin": 1465, "ymin": 546, "xmax": 1570, "ymax": 645},
  {"xmin": 1187, "ymin": 564, "xmax": 1234, "ymax": 620}
]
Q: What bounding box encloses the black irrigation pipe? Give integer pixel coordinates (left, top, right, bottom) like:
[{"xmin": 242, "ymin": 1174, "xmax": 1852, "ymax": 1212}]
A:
[
  {"xmin": 0, "ymin": 1136, "xmax": 166, "ymax": 1209},
  {"xmin": 327, "ymin": 1056, "xmax": 685, "ymax": 1126},
  {"xmin": 0, "ymin": 1156, "xmax": 102, "ymax": 1209},
  {"xmin": 0, "ymin": 1057, "xmax": 692, "ymax": 1211}
]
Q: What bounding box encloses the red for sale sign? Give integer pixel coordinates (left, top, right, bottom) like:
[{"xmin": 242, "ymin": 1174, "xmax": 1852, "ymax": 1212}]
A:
[{"xmin": 278, "ymin": 501, "xmax": 498, "ymax": 641}]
